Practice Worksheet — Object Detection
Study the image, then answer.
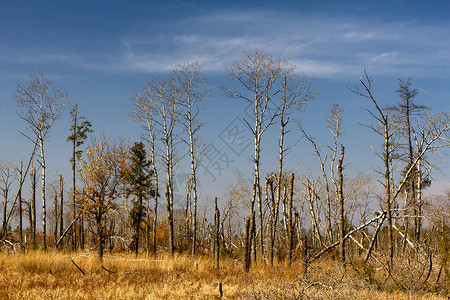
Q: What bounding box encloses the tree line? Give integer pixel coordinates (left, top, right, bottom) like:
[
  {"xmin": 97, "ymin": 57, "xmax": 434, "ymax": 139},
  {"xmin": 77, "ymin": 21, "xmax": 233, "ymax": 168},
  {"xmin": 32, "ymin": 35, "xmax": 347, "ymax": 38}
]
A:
[{"xmin": 1, "ymin": 51, "xmax": 449, "ymax": 284}]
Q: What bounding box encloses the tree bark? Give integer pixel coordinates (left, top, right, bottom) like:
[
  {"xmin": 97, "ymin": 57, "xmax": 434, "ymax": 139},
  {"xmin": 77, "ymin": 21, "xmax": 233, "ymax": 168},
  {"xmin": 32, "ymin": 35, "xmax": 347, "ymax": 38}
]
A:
[
  {"xmin": 80, "ymin": 216, "xmax": 85, "ymax": 250},
  {"xmin": 135, "ymin": 194, "xmax": 143, "ymax": 257},
  {"xmin": 152, "ymin": 187, "xmax": 158, "ymax": 257},
  {"xmin": 166, "ymin": 184, "xmax": 174, "ymax": 258},
  {"xmin": 214, "ymin": 197, "xmax": 220, "ymax": 269},
  {"xmin": 60, "ymin": 175, "xmax": 64, "ymax": 238},
  {"xmin": 287, "ymin": 173, "xmax": 295, "ymax": 267},
  {"xmin": 72, "ymin": 131, "xmax": 77, "ymax": 250},
  {"xmin": 243, "ymin": 215, "xmax": 251, "ymax": 272},
  {"xmin": 306, "ymin": 180, "xmax": 323, "ymax": 248},
  {"xmin": 19, "ymin": 161, "xmax": 23, "ymax": 242},
  {"xmin": 415, "ymin": 158, "xmax": 422, "ymax": 245},
  {"xmin": 268, "ymin": 177, "xmax": 276, "ymax": 266},
  {"xmin": 97, "ymin": 215, "xmax": 104, "ymax": 261},
  {"xmin": 53, "ymin": 191, "xmax": 58, "ymax": 244},
  {"xmin": 337, "ymin": 145, "xmax": 345, "ymax": 264},
  {"xmin": 2, "ymin": 188, "xmax": 7, "ymax": 233},
  {"xmin": 365, "ymin": 212, "xmax": 386, "ymax": 261},
  {"xmin": 384, "ymin": 120, "xmax": 393, "ymax": 269},
  {"xmin": 40, "ymin": 136, "xmax": 47, "ymax": 250},
  {"xmin": 31, "ymin": 168, "xmax": 37, "ymax": 248}
]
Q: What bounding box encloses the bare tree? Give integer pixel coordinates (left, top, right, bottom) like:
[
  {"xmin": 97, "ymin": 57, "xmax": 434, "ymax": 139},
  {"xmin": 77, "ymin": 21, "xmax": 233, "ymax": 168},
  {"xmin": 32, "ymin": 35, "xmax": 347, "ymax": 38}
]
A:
[
  {"xmin": 352, "ymin": 72, "xmax": 450, "ymax": 268},
  {"xmin": 299, "ymin": 130, "xmax": 333, "ymax": 243},
  {"xmin": 351, "ymin": 71, "xmax": 398, "ymax": 268},
  {"xmin": 266, "ymin": 71, "xmax": 314, "ymax": 266},
  {"xmin": 15, "ymin": 73, "xmax": 68, "ymax": 250},
  {"xmin": 387, "ymin": 79, "xmax": 429, "ymax": 247},
  {"xmin": 214, "ymin": 197, "xmax": 220, "ymax": 269},
  {"xmin": 223, "ymin": 50, "xmax": 289, "ymax": 268},
  {"xmin": 48, "ymin": 180, "xmax": 59, "ymax": 245},
  {"xmin": 410, "ymin": 111, "xmax": 450, "ymax": 242},
  {"xmin": 328, "ymin": 104, "xmax": 344, "ymax": 234},
  {"xmin": 337, "ymin": 145, "xmax": 345, "ymax": 264},
  {"xmin": 131, "ymin": 86, "xmax": 160, "ymax": 257},
  {"xmin": 173, "ymin": 62, "xmax": 211, "ymax": 257},
  {"xmin": 0, "ymin": 162, "xmax": 17, "ymax": 236},
  {"xmin": 305, "ymin": 179, "xmax": 324, "ymax": 248},
  {"xmin": 286, "ymin": 172, "xmax": 295, "ymax": 267},
  {"xmin": 325, "ymin": 105, "xmax": 346, "ymax": 263},
  {"xmin": 18, "ymin": 160, "xmax": 24, "ymax": 242},
  {"xmin": 30, "ymin": 168, "xmax": 37, "ymax": 248},
  {"xmin": 299, "ymin": 104, "xmax": 343, "ymax": 244},
  {"xmin": 151, "ymin": 78, "xmax": 181, "ymax": 258},
  {"xmin": 58, "ymin": 175, "xmax": 63, "ymax": 240}
]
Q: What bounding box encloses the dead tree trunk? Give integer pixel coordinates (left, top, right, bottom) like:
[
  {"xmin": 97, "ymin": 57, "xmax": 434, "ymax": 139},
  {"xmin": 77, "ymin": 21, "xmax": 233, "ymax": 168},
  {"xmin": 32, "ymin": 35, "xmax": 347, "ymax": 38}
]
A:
[
  {"xmin": 243, "ymin": 215, "xmax": 251, "ymax": 272},
  {"xmin": 302, "ymin": 235, "xmax": 308, "ymax": 275},
  {"xmin": 2, "ymin": 188, "xmax": 7, "ymax": 234},
  {"xmin": 80, "ymin": 216, "xmax": 85, "ymax": 249},
  {"xmin": 365, "ymin": 212, "xmax": 386, "ymax": 261},
  {"xmin": 306, "ymin": 180, "xmax": 323, "ymax": 248},
  {"xmin": 53, "ymin": 191, "xmax": 58, "ymax": 244},
  {"xmin": 267, "ymin": 175, "xmax": 276, "ymax": 266},
  {"xmin": 19, "ymin": 160, "xmax": 23, "ymax": 242},
  {"xmin": 166, "ymin": 184, "xmax": 174, "ymax": 258},
  {"xmin": 152, "ymin": 187, "xmax": 158, "ymax": 257},
  {"xmin": 251, "ymin": 212, "xmax": 257, "ymax": 264},
  {"xmin": 59, "ymin": 175, "xmax": 64, "ymax": 238},
  {"xmin": 337, "ymin": 145, "xmax": 345, "ymax": 264},
  {"xmin": 40, "ymin": 136, "xmax": 47, "ymax": 250},
  {"xmin": 415, "ymin": 158, "xmax": 422, "ymax": 245},
  {"xmin": 257, "ymin": 176, "xmax": 264, "ymax": 261},
  {"xmin": 384, "ymin": 120, "xmax": 393, "ymax": 269},
  {"xmin": 287, "ymin": 173, "xmax": 295, "ymax": 267},
  {"xmin": 214, "ymin": 197, "xmax": 220, "ymax": 269},
  {"xmin": 31, "ymin": 168, "xmax": 37, "ymax": 248}
]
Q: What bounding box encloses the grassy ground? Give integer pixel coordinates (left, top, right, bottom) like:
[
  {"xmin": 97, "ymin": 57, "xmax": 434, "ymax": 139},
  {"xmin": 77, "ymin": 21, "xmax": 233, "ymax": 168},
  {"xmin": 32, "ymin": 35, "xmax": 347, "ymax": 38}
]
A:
[{"xmin": 0, "ymin": 251, "xmax": 447, "ymax": 299}]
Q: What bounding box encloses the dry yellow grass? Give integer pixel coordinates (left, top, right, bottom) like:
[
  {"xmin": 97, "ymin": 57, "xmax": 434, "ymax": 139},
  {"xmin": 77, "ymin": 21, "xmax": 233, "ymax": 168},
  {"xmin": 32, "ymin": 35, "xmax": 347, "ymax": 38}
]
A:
[{"xmin": 0, "ymin": 251, "xmax": 446, "ymax": 299}]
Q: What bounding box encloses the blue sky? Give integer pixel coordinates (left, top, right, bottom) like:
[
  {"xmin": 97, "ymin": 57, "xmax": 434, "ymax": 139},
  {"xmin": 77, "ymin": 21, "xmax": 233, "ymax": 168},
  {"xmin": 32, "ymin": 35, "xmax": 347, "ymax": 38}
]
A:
[{"xmin": 1, "ymin": 0, "xmax": 449, "ymax": 205}]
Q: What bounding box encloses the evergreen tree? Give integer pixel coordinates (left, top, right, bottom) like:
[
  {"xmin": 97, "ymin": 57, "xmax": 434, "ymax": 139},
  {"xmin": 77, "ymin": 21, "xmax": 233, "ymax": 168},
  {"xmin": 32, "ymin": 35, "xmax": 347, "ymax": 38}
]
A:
[
  {"xmin": 67, "ymin": 104, "xmax": 92, "ymax": 249},
  {"xmin": 123, "ymin": 141, "xmax": 155, "ymax": 257}
]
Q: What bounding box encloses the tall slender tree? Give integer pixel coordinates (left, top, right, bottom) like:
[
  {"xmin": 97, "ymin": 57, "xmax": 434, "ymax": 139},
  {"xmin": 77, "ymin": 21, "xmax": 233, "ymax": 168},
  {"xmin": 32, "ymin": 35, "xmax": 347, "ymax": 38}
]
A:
[
  {"xmin": 388, "ymin": 79, "xmax": 428, "ymax": 243},
  {"xmin": 223, "ymin": 50, "xmax": 288, "ymax": 268},
  {"xmin": 131, "ymin": 86, "xmax": 160, "ymax": 257},
  {"xmin": 15, "ymin": 73, "xmax": 67, "ymax": 250},
  {"xmin": 352, "ymin": 71, "xmax": 397, "ymax": 268},
  {"xmin": 151, "ymin": 78, "xmax": 181, "ymax": 258},
  {"xmin": 67, "ymin": 104, "xmax": 92, "ymax": 249},
  {"xmin": 269, "ymin": 71, "xmax": 314, "ymax": 266},
  {"xmin": 173, "ymin": 62, "xmax": 211, "ymax": 257},
  {"xmin": 337, "ymin": 145, "xmax": 345, "ymax": 264},
  {"xmin": 31, "ymin": 168, "xmax": 37, "ymax": 248},
  {"xmin": 59, "ymin": 175, "xmax": 64, "ymax": 239}
]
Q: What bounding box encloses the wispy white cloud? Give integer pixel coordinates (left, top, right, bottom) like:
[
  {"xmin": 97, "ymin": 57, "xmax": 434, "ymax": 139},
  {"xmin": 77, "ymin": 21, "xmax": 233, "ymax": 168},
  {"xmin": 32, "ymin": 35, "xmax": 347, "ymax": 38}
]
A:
[
  {"xmin": 369, "ymin": 51, "xmax": 399, "ymax": 62},
  {"xmin": 341, "ymin": 31, "xmax": 383, "ymax": 41},
  {"xmin": 112, "ymin": 11, "xmax": 450, "ymax": 78},
  {"xmin": 2, "ymin": 9, "xmax": 449, "ymax": 79}
]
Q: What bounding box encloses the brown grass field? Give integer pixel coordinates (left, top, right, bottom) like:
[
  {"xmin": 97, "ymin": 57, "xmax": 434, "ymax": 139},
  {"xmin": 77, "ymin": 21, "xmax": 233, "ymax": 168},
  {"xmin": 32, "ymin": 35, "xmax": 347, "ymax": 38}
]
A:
[{"xmin": 0, "ymin": 251, "xmax": 447, "ymax": 299}]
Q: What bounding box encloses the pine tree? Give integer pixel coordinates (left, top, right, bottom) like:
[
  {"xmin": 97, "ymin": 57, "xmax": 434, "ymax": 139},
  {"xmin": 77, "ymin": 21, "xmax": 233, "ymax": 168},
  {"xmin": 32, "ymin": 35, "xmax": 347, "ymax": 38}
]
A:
[{"xmin": 123, "ymin": 141, "xmax": 155, "ymax": 257}]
